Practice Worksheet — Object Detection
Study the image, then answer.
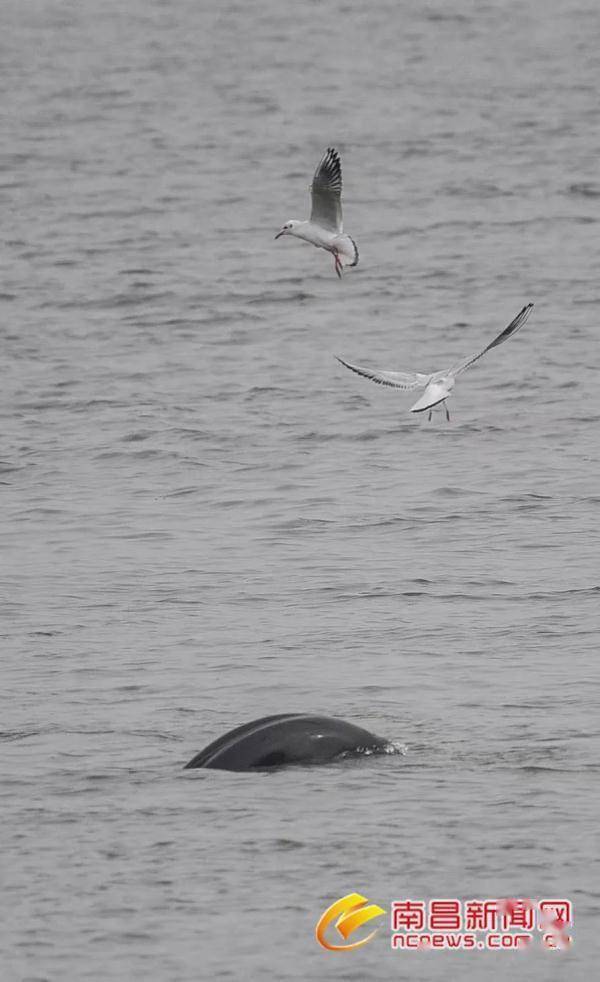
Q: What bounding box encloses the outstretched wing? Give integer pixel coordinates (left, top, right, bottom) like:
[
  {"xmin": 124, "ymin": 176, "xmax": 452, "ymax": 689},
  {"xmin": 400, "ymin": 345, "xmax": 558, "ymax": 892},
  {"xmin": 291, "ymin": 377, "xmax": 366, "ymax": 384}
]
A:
[
  {"xmin": 450, "ymin": 303, "xmax": 534, "ymax": 377},
  {"xmin": 310, "ymin": 147, "xmax": 343, "ymax": 232},
  {"xmin": 336, "ymin": 356, "xmax": 430, "ymax": 391}
]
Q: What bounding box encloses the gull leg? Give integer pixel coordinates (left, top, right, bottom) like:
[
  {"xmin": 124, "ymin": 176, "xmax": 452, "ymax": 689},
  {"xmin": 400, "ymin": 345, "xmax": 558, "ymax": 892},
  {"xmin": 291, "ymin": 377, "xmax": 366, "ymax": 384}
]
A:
[
  {"xmin": 333, "ymin": 251, "xmax": 343, "ymax": 279},
  {"xmin": 428, "ymin": 410, "xmax": 432, "ymax": 422},
  {"xmin": 445, "ymin": 402, "xmax": 450, "ymax": 422}
]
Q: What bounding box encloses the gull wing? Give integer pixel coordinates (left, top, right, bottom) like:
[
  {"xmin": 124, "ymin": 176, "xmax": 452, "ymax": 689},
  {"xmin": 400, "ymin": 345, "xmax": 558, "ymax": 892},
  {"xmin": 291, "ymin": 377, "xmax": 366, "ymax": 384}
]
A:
[
  {"xmin": 310, "ymin": 147, "xmax": 343, "ymax": 233},
  {"xmin": 450, "ymin": 303, "xmax": 534, "ymax": 377},
  {"xmin": 336, "ymin": 356, "xmax": 430, "ymax": 391}
]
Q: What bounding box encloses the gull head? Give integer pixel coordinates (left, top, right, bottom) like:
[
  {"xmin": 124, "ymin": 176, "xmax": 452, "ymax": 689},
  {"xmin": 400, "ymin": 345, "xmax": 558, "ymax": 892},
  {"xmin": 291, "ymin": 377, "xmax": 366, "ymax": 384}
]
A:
[{"xmin": 275, "ymin": 220, "xmax": 300, "ymax": 239}]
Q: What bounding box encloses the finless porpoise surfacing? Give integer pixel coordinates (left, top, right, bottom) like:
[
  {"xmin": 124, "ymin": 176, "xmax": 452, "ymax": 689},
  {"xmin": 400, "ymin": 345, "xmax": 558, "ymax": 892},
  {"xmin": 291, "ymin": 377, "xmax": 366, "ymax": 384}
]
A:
[{"xmin": 184, "ymin": 713, "xmax": 393, "ymax": 771}]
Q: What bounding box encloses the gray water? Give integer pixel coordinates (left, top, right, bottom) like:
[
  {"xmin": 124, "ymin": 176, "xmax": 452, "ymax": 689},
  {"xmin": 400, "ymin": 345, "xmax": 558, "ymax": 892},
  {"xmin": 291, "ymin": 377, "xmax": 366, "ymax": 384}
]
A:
[{"xmin": 2, "ymin": 0, "xmax": 599, "ymax": 979}]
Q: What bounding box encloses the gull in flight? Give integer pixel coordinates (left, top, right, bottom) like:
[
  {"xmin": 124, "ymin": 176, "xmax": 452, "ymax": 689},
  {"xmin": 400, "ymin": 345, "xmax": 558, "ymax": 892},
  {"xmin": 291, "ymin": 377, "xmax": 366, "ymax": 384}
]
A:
[
  {"xmin": 275, "ymin": 147, "xmax": 359, "ymax": 279},
  {"xmin": 336, "ymin": 303, "xmax": 534, "ymax": 421}
]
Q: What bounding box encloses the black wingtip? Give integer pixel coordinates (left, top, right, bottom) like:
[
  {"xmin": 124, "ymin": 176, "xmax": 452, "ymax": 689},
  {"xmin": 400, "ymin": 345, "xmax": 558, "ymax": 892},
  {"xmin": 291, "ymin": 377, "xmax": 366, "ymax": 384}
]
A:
[
  {"xmin": 323, "ymin": 147, "xmax": 341, "ymax": 171},
  {"xmin": 315, "ymin": 147, "xmax": 343, "ymax": 193}
]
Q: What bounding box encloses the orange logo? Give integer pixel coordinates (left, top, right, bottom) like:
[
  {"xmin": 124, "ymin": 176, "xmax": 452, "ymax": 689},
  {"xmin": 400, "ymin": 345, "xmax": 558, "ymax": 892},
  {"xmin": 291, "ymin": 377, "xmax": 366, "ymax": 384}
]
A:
[{"xmin": 316, "ymin": 892, "xmax": 386, "ymax": 951}]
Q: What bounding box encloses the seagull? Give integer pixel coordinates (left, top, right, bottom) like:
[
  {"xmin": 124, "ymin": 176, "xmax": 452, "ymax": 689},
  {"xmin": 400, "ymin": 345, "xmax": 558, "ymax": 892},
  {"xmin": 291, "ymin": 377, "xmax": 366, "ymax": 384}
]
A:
[
  {"xmin": 336, "ymin": 303, "xmax": 534, "ymax": 421},
  {"xmin": 275, "ymin": 147, "xmax": 359, "ymax": 279}
]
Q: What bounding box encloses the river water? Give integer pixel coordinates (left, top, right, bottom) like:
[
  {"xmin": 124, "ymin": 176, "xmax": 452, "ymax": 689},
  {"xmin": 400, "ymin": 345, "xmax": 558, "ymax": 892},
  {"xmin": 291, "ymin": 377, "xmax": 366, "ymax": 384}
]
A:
[{"xmin": 2, "ymin": 0, "xmax": 599, "ymax": 979}]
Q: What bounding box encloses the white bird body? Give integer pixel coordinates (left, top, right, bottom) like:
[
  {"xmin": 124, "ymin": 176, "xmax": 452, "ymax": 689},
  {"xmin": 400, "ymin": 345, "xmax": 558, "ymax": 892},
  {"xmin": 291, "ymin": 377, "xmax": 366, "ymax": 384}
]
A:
[
  {"xmin": 409, "ymin": 374, "xmax": 455, "ymax": 414},
  {"xmin": 275, "ymin": 148, "xmax": 358, "ymax": 278},
  {"xmin": 279, "ymin": 220, "xmax": 358, "ymax": 263},
  {"xmin": 336, "ymin": 304, "xmax": 534, "ymax": 421}
]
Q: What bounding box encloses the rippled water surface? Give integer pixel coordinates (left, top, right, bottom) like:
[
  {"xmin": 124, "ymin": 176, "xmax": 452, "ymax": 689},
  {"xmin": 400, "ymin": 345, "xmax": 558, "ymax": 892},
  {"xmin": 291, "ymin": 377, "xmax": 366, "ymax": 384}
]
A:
[{"xmin": 2, "ymin": 1, "xmax": 599, "ymax": 979}]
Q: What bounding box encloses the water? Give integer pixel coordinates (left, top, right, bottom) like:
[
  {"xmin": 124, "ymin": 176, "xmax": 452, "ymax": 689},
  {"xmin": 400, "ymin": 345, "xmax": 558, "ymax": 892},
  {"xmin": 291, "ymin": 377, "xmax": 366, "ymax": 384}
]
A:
[{"xmin": 2, "ymin": 0, "xmax": 599, "ymax": 979}]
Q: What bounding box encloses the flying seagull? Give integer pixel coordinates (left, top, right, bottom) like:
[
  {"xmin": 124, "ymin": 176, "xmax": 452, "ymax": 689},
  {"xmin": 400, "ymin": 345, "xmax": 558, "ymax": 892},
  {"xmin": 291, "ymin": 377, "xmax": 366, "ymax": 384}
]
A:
[
  {"xmin": 336, "ymin": 303, "xmax": 534, "ymax": 421},
  {"xmin": 275, "ymin": 147, "xmax": 359, "ymax": 279}
]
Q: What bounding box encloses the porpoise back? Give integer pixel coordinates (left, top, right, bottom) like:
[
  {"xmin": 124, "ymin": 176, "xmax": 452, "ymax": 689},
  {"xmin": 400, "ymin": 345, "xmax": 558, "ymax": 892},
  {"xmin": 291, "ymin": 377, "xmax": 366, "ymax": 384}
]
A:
[{"xmin": 184, "ymin": 713, "xmax": 390, "ymax": 771}]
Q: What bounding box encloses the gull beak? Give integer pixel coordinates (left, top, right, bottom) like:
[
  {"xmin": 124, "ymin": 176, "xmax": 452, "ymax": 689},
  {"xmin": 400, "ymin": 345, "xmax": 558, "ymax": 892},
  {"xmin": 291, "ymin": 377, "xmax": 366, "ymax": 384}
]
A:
[{"xmin": 274, "ymin": 229, "xmax": 285, "ymax": 239}]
